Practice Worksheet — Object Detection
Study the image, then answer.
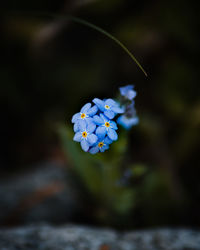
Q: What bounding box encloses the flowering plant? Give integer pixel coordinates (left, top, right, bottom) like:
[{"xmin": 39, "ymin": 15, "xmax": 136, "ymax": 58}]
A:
[{"xmin": 72, "ymin": 85, "xmax": 139, "ymax": 153}]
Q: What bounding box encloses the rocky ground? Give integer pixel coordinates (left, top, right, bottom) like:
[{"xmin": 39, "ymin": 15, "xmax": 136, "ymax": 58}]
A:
[
  {"xmin": 0, "ymin": 162, "xmax": 83, "ymax": 226},
  {"xmin": 1, "ymin": 162, "xmax": 200, "ymax": 249},
  {"xmin": 0, "ymin": 224, "xmax": 200, "ymax": 250}
]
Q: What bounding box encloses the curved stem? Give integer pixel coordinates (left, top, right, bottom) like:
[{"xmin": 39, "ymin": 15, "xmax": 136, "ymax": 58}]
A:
[{"xmin": 8, "ymin": 11, "xmax": 148, "ymax": 77}]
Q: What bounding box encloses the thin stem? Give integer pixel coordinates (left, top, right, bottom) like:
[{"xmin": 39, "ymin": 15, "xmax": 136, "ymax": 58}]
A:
[{"xmin": 8, "ymin": 11, "xmax": 148, "ymax": 77}]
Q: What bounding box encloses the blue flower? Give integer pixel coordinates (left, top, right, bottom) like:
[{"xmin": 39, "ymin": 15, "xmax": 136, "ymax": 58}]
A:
[
  {"xmin": 119, "ymin": 85, "xmax": 136, "ymax": 100},
  {"xmin": 117, "ymin": 115, "xmax": 139, "ymax": 130},
  {"xmin": 93, "ymin": 98, "xmax": 124, "ymax": 119},
  {"xmin": 89, "ymin": 136, "xmax": 113, "ymax": 154},
  {"xmin": 93, "ymin": 114, "xmax": 118, "ymax": 141},
  {"xmin": 73, "ymin": 120, "xmax": 98, "ymax": 152},
  {"xmin": 72, "ymin": 103, "xmax": 98, "ymax": 132}
]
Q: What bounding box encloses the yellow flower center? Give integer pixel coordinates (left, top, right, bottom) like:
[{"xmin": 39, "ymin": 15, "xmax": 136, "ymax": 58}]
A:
[
  {"xmin": 105, "ymin": 105, "xmax": 110, "ymax": 109},
  {"xmin": 105, "ymin": 122, "xmax": 110, "ymax": 128},
  {"xmin": 81, "ymin": 113, "xmax": 86, "ymax": 119},
  {"xmin": 82, "ymin": 131, "xmax": 87, "ymax": 138},
  {"xmin": 98, "ymin": 142, "xmax": 104, "ymax": 148}
]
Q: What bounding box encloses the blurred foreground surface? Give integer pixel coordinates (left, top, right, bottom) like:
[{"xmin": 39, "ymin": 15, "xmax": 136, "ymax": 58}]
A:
[{"xmin": 1, "ymin": 225, "xmax": 200, "ymax": 250}]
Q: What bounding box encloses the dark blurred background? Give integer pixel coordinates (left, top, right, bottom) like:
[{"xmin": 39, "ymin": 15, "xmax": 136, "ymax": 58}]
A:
[{"xmin": 0, "ymin": 0, "xmax": 199, "ymax": 230}]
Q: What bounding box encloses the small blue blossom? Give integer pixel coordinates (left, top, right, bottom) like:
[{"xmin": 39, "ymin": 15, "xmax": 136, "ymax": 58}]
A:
[
  {"xmin": 93, "ymin": 98, "xmax": 124, "ymax": 119},
  {"xmin": 117, "ymin": 115, "xmax": 139, "ymax": 130},
  {"xmin": 89, "ymin": 136, "xmax": 112, "ymax": 154},
  {"xmin": 73, "ymin": 120, "xmax": 98, "ymax": 152},
  {"xmin": 93, "ymin": 114, "xmax": 118, "ymax": 141},
  {"xmin": 71, "ymin": 84, "xmax": 139, "ymax": 153},
  {"xmin": 72, "ymin": 103, "xmax": 98, "ymax": 132},
  {"xmin": 119, "ymin": 85, "xmax": 136, "ymax": 100},
  {"xmin": 117, "ymin": 87, "xmax": 139, "ymax": 130}
]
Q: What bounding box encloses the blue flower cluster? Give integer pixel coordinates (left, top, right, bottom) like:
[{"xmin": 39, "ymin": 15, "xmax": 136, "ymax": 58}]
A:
[
  {"xmin": 72, "ymin": 99, "xmax": 124, "ymax": 154},
  {"xmin": 71, "ymin": 85, "xmax": 139, "ymax": 153}
]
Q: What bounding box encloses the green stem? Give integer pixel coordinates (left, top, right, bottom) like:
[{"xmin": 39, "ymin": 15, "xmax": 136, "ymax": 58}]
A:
[
  {"xmin": 8, "ymin": 11, "xmax": 148, "ymax": 76},
  {"xmin": 68, "ymin": 16, "xmax": 148, "ymax": 77}
]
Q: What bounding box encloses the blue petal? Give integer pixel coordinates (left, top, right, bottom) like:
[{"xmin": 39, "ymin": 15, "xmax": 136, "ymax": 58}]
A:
[
  {"xmin": 87, "ymin": 134, "xmax": 98, "ymax": 145},
  {"xmin": 119, "ymin": 85, "xmax": 137, "ymax": 100},
  {"xmin": 93, "ymin": 115, "xmax": 104, "ymax": 125},
  {"xmin": 73, "ymin": 122, "xmax": 79, "ymax": 132},
  {"xmin": 89, "ymin": 146, "xmax": 99, "ymax": 154},
  {"xmin": 112, "ymin": 106, "xmax": 124, "ymax": 114},
  {"xmin": 105, "ymin": 98, "xmax": 116, "ymax": 106},
  {"xmin": 104, "ymin": 136, "xmax": 113, "ymax": 145},
  {"xmin": 100, "ymin": 113, "xmax": 108, "ymax": 122},
  {"xmin": 78, "ymin": 119, "xmax": 87, "ymax": 132},
  {"xmin": 87, "ymin": 122, "xmax": 96, "ymax": 133},
  {"xmin": 81, "ymin": 103, "xmax": 91, "ymax": 113},
  {"xmin": 96, "ymin": 126, "xmax": 107, "ymax": 139},
  {"xmin": 104, "ymin": 110, "xmax": 115, "ymax": 119},
  {"xmin": 81, "ymin": 140, "xmax": 89, "ymax": 152},
  {"xmin": 93, "ymin": 98, "xmax": 105, "ymax": 111},
  {"xmin": 107, "ymin": 128, "xmax": 118, "ymax": 141},
  {"xmin": 119, "ymin": 85, "xmax": 133, "ymax": 96},
  {"xmin": 73, "ymin": 132, "xmax": 82, "ymax": 142},
  {"xmin": 87, "ymin": 105, "xmax": 98, "ymax": 116},
  {"xmin": 100, "ymin": 144, "xmax": 109, "ymax": 152},
  {"xmin": 117, "ymin": 115, "xmax": 139, "ymax": 130},
  {"xmin": 110, "ymin": 121, "xmax": 118, "ymax": 130},
  {"xmin": 72, "ymin": 113, "xmax": 80, "ymax": 123},
  {"xmin": 85, "ymin": 117, "xmax": 94, "ymax": 125},
  {"xmin": 127, "ymin": 90, "xmax": 137, "ymax": 100}
]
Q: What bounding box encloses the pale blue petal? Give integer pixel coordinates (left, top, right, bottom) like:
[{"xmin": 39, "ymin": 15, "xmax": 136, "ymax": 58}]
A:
[
  {"xmin": 72, "ymin": 113, "xmax": 80, "ymax": 123},
  {"xmin": 87, "ymin": 105, "xmax": 98, "ymax": 116},
  {"xmin": 107, "ymin": 129, "xmax": 118, "ymax": 141},
  {"xmin": 104, "ymin": 136, "xmax": 112, "ymax": 145},
  {"xmin": 105, "ymin": 98, "xmax": 116, "ymax": 106},
  {"xmin": 119, "ymin": 85, "xmax": 137, "ymax": 100},
  {"xmin": 78, "ymin": 119, "xmax": 87, "ymax": 132},
  {"xmin": 81, "ymin": 103, "xmax": 91, "ymax": 113},
  {"xmin": 117, "ymin": 115, "xmax": 139, "ymax": 130},
  {"xmin": 127, "ymin": 90, "xmax": 137, "ymax": 100},
  {"xmin": 81, "ymin": 140, "xmax": 89, "ymax": 152},
  {"xmin": 104, "ymin": 110, "xmax": 115, "ymax": 119},
  {"xmin": 73, "ymin": 132, "xmax": 82, "ymax": 142},
  {"xmin": 100, "ymin": 144, "xmax": 109, "ymax": 152},
  {"xmin": 89, "ymin": 146, "xmax": 99, "ymax": 154},
  {"xmin": 87, "ymin": 134, "xmax": 98, "ymax": 145},
  {"xmin": 119, "ymin": 85, "xmax": 133, "ymax": 96},
  {"xmin": 110, "ymin": 121, "xmax": 118, "ymax": 130},
  {"xmin": 85, "ymin": 117, "xmax": 94, "ymax": 125},
  {"xmin": 93, "ymin": 98, "xmax": 105, "ymax": 111},
  {"xmin": 96, "ymin": 126, "xmax": 107, "ymax": 139},
  {"xmin": 87, "ymin": 122, "xmax": 96, "ymax": 133},
  {"xmin": 130, "ymin": 117, "xmax": 139, "ymax": 125},
  {"xmin": 100, "ymin": 113, "xmax": 108, "ymax": 122},
  {"xmin": 93, "ymin": 115, "xmax": 104, "ymax": 125},
  {"xmin": 112, "ymin": 106, "xmax": 124, "ymax": 114},
  {"xmin": 73, "ymin": 122, "xmax": 79, "ymax": 132}
]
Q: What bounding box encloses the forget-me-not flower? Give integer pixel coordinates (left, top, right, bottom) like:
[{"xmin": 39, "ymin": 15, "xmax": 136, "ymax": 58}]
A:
[
  {"xmin": 119, "ymin": 85, "xmax": 136, "ymax": 100},
  {"xmin": 93, "ymin": 113, "xmax": 118, "ymax": 141},
  {"xmin": 73, "ymin": 120, "xmax": 98, "ymax": 152},
  {"xmin": 117, "ymin": 115, "xmax": 139, "ymax": 130},
  {"xmin": 89, "ymin": 136, "xmax": 113, "ymax": 154},
  {"xmin": 72, "ymin": 103, "xmax": 98, "ymax": 132},
  {"xmin": 93, "ymin": 98, "xmax": 124, "ymax": 119}
]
